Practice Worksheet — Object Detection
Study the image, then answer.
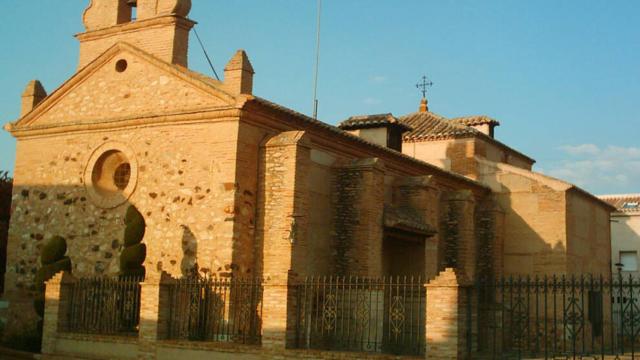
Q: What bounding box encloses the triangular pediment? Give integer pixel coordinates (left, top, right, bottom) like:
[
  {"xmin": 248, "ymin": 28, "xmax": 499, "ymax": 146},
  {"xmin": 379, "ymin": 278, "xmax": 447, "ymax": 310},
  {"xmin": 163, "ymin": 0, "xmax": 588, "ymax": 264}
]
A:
[{"xmin": 13, "ymin": 42, "xmax": 237, "ymax": 130}]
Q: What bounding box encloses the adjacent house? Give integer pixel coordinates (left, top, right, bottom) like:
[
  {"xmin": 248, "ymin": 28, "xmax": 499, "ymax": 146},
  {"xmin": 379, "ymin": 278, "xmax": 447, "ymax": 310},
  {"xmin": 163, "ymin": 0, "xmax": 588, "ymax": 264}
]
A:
[{"xmin": 600, "ymin": 194, "xmax": 640, "ymax": 275}]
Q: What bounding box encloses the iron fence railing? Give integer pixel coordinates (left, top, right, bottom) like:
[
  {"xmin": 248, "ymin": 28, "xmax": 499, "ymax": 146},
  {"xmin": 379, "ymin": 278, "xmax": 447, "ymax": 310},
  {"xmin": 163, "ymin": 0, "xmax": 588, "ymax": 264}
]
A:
[
  {"xmin": 65, "ymin": 276, "xmax": 142, "ymax": 336},
  {"xmin": 295, "ymin": 276, "xmax": 425, "ymax": 356},
  {"xmin": 165, "ymin": 276, "xmax": 263, "ymax": 344},
  {"xmin": 475, "ymin": 274, "xmax": 640, "ymax": 359}
]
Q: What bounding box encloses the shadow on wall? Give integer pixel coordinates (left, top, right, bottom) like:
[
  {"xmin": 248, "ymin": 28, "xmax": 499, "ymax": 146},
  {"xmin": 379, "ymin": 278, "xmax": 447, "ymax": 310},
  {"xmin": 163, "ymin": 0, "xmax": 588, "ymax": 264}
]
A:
[
  {"xmin": 2, "ymin": 183, "xmax": 140, "ymax": 341},
  {"xmin": 0, "ymin": 171, "xmax": 12, "ymax": 294},
  {"xmin": 180, "ymin": 225, "xmax": 198, "ymax": 276},
  {"xmin": 442, "ymin": 142, "xmax": 569, "ymax": 277}
]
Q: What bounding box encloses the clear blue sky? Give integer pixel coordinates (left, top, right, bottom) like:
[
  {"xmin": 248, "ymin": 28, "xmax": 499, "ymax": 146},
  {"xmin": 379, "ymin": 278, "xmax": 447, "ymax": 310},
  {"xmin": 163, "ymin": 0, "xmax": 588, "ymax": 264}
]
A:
[{"xmin": 1, "ymin": 1, "xmax": 638, "ymax": 195}]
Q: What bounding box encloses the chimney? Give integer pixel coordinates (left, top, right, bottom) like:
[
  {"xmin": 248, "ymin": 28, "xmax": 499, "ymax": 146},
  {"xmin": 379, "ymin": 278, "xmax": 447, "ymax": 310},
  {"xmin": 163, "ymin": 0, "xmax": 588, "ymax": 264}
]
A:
[
  {"xmin": 224, "ymin": 50, "xmax": 254, "ymax": 95},
  {"xmin": 21, "ymin": 80, "xmax": 47, "ymax": 116},
  {"xmin": 338, "ymin": 114, "xmax": 412, "ymax": 152},
  {"xmin": 76, "ymin": 0, "xmax": 195, "ymax": 69}
]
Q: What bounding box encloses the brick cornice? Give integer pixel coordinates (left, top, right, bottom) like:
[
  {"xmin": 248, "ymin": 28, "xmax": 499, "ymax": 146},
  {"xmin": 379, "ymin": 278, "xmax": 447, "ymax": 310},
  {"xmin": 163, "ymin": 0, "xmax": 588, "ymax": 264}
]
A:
[
  {"xmin": 7, "ymin": 107, "xmax": 240, "ymax": 139},
  {"xmin": 8, "ymin": 42, "xmax": 236, "ymax": 132},
  {"xmin": 75, "ymin": 15, "xmax": 196, "ymax": 42}
]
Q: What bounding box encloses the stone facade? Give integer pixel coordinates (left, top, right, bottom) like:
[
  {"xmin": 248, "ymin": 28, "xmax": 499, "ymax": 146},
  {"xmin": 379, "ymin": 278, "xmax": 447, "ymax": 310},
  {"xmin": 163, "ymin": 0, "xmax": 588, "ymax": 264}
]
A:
[{"xmin": 1, "ymin": 1, "xmax": 614, "ymax": 359}]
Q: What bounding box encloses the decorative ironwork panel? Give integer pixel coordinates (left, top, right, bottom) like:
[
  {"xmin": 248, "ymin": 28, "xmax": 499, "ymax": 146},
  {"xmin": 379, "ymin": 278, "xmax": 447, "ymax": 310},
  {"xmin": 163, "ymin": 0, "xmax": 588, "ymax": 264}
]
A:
[
  {"xmin": 165, "ymin": 276, "xmax": 263, "ymax": 345},
  {"xmin": 65, "ymin": 275, "xmax": 142, "ymax": 336},
  {"xmin": 476, "ymin": 274, "xmax": 640, "ymax": 359},
  {"xmin": 295, "ymin": 276, "xmax": 425, "ymax": 356}
]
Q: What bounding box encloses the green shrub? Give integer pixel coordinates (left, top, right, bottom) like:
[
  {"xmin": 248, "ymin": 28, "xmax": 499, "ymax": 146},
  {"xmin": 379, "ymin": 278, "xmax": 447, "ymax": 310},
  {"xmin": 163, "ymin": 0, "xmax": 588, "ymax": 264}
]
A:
[
  {"xmin": 40, "ymin": 236, "xmax": 67, "ymax": 265},
  {"xmin": 35, "ymin": 237, "xmax": 71, "ymax": 322},
  {"xmin": 123, "ymin": 220, "xmax": 145, "ymax": 246},
  {"xmin": 120, "ymin": 243, "xmax": 146, "ymax": 270},
  {"xmin": 2, "ymin": 326, "xmax": 42, "ymax": 353},
  {"xmin": 49, "ymin": 256, "xmax": 71, "ymax": 275},
  {"xmin": 33, "ymin": 293, "xmax": 45, "ymax": 318},
  {"xmin": 120, "ymin": 205, "xmax": 147, "ymax": 277},
  {"xmin": 125, "ymin": 206, "xmax": 145, "ymax": 226},
  {"xmin": 35, "ymin": 256, "xmax": 71, "ymax": 290},
  {"xmin": 121, "ymin": 266, "xmax": 146, "ymax": 278},
  {"xmin": 34, "ymin": 268, "xmax": 53, "ymax": 293}
]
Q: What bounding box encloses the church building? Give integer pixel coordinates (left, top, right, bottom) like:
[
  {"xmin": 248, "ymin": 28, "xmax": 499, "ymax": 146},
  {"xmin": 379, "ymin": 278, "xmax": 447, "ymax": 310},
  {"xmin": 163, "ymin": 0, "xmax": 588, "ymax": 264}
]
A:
[{"xmin": 1, "ymin": 1, "xmax": 615, "ymax": 358}]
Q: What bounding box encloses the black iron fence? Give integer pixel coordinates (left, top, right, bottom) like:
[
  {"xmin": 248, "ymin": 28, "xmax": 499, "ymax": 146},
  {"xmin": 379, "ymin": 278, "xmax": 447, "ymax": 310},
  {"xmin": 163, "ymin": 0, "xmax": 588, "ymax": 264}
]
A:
[
  {"xmin": 475, "ymin": 274, "xmax": 640, "ymax": 359},
  {"xmin": 165, "ymin": 276, "xmax": 263, "ymax": 344},
  {"xmin": 295, "ymin": 276, "xmax": 425, "ymax": 356},
  {"xmin": 65, "ymin": 276, "xmax": 143, "ymax": 336}
]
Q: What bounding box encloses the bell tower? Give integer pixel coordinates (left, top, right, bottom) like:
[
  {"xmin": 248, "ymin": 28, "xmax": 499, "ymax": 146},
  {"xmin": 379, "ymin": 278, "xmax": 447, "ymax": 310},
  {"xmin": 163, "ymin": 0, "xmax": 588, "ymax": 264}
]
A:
[{"xmin": 76, "ymin": 0, "xmax": 195, "ymax": 69}]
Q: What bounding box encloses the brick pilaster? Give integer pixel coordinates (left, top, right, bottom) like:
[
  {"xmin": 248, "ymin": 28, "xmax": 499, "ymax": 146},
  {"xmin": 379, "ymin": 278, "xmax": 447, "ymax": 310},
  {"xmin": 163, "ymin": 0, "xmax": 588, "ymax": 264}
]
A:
[
  {"xmin": 476, "ymin": 197, "xmax": 505, "ymax": 280},
  {"xmin": 426, "ymin": 268, "xmax": 471, "ymax": 359},
  {"xmin": 257, "ymin": 131, "xmax": 311, "ymax": 349},
  {"xmin": 137, "ymin": 277, "xmax": 166, "ymax": 360},
  {"xmin": 332, "ymin": 158, "xmax": 385, "ymax": 277},
  {"xmin": 443, "ymin": 190, "xmax": 477, "ymax": 281},
  {"xmin": 42, "ymin": 271, "xmax": 73, "ymax": 355}
]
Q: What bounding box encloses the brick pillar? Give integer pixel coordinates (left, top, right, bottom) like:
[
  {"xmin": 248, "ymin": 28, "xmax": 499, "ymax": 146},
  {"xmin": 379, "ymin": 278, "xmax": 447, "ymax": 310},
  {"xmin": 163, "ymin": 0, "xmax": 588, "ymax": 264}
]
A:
[
  {"xmin": 476, "ymin": 198, "xmax": 505, "ymax": 280},
  {"xmin": 137, "ymin": 276, "xmax": 169, "ymax": 360},
  {"xmin": 443, "ymin": 190, "xmax": 477, "ymax": 281},
  {"xmin": 332, "ymin": 158, "xmax": 385, "ymax": 276},
  {"xmin": 426, "ymin": 268, "xmax": 471, "ymax": 359},
  {"xmin": 489, "ymin": 201, "xmax": 505, "ymax": 280},
  {"xmin": 42, "ymin": 271, "xmax": 74, "ymax": 355},
  {"xmin": 258, "ymin": 131, "xmax": 311, "ymax": 349}
]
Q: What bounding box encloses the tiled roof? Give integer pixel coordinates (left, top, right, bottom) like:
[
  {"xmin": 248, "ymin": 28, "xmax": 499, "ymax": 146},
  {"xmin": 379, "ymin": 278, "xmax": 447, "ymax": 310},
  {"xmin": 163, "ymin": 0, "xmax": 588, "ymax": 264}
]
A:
[
  {"xmin": 598, "ymin": 194, "xmax": 640, "ymax": 213},
  {"xmin": 400, "ymin": 111, "xmax": 535, "ymax": 164},
  {"xmin": 400, "ymin": 111, "xmax": 481, "ymax": 141},
  {"xmin": 450, "ymin": 115, "xmax": 500, "ymax": 127},
  {"xmin": 338, "ymin": 113, "xmax": 413, "ymax": 131},
  {"xmin": 384, "ymin": 205, "xmax": 436, "ymax": 235},
  {"xmin": 245, "ymin": 97, "xmax": 490, "ymax": 191}
]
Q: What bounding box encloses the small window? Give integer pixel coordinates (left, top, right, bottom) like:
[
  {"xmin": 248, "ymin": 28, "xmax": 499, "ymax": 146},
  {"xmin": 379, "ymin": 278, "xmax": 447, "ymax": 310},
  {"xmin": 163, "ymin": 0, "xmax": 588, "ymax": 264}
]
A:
[
  {"xmin": 91, "ymin": 150, "xmax": 131, "ymax": 195},
  {"xmin": 113, "ymin": 163, "xmax": 131, "ymax": 190},
  {"xmin": 620, "ymin": 251, "xmax": 638, "ymax": 272},
  {"xmin": 115, "ymin": 59, "xmax": 128, "ymax": 73},
  {"xmin": 623, "ymin": 202, "xmax": 639, "ymax": 209}
]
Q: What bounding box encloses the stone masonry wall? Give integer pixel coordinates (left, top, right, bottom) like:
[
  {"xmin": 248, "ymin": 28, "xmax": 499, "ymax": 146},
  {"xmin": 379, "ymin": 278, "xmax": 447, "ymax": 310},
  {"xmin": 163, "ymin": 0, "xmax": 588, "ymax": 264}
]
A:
[
  {"xmin": 33, "ymin": 52, "xmax": 223, "ymax": 127},
  {"xmin": 5, "ymin": 119, "xmax": 242, "ymax": 333}
]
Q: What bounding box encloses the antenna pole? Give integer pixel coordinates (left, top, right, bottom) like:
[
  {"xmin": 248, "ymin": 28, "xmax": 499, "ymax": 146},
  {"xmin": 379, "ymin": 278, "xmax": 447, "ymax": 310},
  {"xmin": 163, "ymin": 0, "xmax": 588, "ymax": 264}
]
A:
[{"xmin": 312, "ymin": 0, "xmax": 322, "ymax": 119}]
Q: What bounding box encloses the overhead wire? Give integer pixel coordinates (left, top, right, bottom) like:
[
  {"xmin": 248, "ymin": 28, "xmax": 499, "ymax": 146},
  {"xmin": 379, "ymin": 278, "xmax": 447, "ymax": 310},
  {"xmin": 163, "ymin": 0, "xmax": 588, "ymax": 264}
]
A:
[{"xmin": 193, "ymin": 27, "xmax": 220, "ymax": 81}]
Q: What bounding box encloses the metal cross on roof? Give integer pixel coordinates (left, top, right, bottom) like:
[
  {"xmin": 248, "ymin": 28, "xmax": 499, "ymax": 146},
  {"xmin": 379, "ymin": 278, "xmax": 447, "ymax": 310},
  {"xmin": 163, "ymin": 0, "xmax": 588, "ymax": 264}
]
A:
[{"xmin": 416, "ymin": 75, "xmax": 433, "ymax": 99}]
